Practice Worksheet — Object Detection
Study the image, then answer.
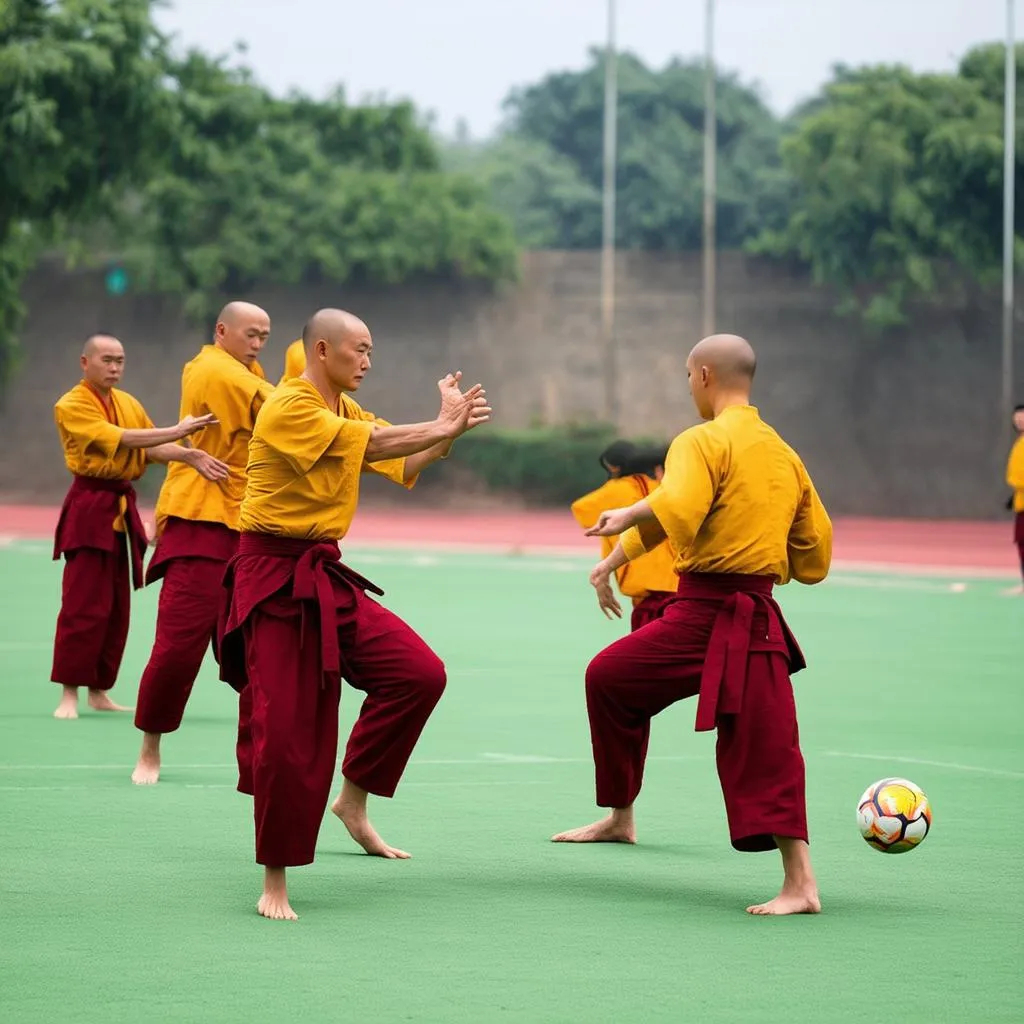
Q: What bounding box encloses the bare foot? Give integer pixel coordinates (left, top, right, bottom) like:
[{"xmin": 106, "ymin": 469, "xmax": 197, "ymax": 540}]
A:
[
  {"xmin": 552, "ymin": 811, "xmax": 636, "ymax": 844},
  {"xmin": 87, "ymin": 689, "xmax": 133, "ymax": 713},
  {"xmin": 53, "ymin": 686, "xmax": 79, "ymax": 720},
  {"xmin": 331, "ymin": 795, "xmax": 410, "ymax": 859},
  {"xmin": 257, "ymin": 867, "xmax": 298, "ymax": 921},
  {"xmin": 746, "ymin": 885, "xmax": 822, "ymax": 916},
  {"xmin": 131, "ymin": 734, "xmax": 161, "ymax": 785},
  {"xmin": 1001, "ymin": 584, "xmax": 1024, "ymax": 596}
]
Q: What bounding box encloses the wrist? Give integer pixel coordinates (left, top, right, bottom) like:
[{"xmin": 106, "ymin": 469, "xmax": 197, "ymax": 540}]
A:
[{"xmin": 437, "ymin": 417, "xmax": 460, "ymax": 441}]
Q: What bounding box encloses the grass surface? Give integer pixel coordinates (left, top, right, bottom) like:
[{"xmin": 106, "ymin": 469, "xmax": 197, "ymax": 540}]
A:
[{"xmin": 0, "ymin": 542, "xmax": 1020, "ymax": 1023}]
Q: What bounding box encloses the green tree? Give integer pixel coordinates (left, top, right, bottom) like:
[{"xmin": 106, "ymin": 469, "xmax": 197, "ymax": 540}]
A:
[
  {"xmin": 113, "ymin": 52, "xmax": 518, "ymax": 319},
  {"xmin": 482, "ymin": 49, "xmax": 789, "ymax": 250},
  {"xmin": 752, "ymin": 46, "xmax": 1024, "ymax": 326},
  {"xmin": 0, "ymin": 0, "xmax": 173, "ymax": 382}
]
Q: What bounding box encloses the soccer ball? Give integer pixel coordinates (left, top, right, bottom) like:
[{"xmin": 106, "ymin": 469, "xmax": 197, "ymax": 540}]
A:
[{"xmin": 856, "ymin": 777, "xmax": 932, "ymax": 854}]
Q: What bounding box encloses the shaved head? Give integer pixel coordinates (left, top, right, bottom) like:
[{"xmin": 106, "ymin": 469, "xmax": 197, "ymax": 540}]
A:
[
  {"xmin": 80, "ymin": 334, "xmax": 125, "ymax": 394},
  {"xmin": 302, "ymin": 308, "xmax": 369, "ymax": 352},
  {"xmin": 217, "ymin": 301, "xmax": 266, "ymax": 328},
  {"xmin": 688, "ymin": 334, "xmax": 757, "ymax": 387},
  {"xmin": 82, "ymin": 333, "xmax": 121, "ymax": 358},
  {"xmin": 213, "ymin": 300, "xmax": 270, "ymax": 366},
  {"xmin": 302, "ymin": 308, "xmax": 373, "ymax": 394}
]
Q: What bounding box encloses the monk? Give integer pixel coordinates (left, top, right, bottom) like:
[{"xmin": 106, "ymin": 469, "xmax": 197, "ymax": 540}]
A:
[
  {"xmin": 552, "ymin": 334, "xmax": 832, "ymax": 917},
  {"xmin": 131, "ymin": 303, "xmax": 275, "ymax": 784},
  {"xmin": 219, "ymin": 307, "xmax": 491, "ymax": 921},
  {"xmin": 52, "ymin": 334, "xmax": 230, "ymax": 720},
  {"xmin": 280, "ymin": 338, "xmax": 304, "ymax": 382},
  {"xmin": 571, "ymin": 441, "xmax": 677, "ymax": 631},
  {"xmin": 1006, "ymin": 403, "xmax": 1024, "ymax": 595}
]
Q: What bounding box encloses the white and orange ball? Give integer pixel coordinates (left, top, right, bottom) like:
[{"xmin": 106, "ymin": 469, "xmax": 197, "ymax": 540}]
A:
[{"xmin": 856, "ymin": 777, "xmax": 932, "ymax": 854}]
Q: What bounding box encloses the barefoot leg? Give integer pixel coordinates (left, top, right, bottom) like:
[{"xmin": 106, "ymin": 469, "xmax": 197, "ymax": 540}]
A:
[
  {"xmin": 331, "ymin": 778, "xmax": 410, "ymax": 859},
  {"xmin": 87, "ymin": 688, "xmax": 133, "ymax": 713},
  {"xmin": 746, "ymin": 836, "xmax": 821, "ymax": 916},
  {"xmin": 131, "ymin": 732, "xmax": 162, "ymax": 785},
  {"xmin": 53, "ymin": 685, "xmax": 79, "ymax": 720},
  {"xmin": 552, "ymin": 806, "xmax": 636, "ymax": 844},
  {"xmin": 257, "ymin": 867, "xmax": 298, "ymax": 921}
]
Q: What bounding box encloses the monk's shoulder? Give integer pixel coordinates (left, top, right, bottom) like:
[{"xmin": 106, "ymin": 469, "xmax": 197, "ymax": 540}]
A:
[{"xmin": 54, "ymin": 385, "xmax": 86, "ymax": 416}]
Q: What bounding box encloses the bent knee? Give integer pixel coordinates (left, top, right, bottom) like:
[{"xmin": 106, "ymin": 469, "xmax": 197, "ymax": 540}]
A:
[
  {"xmin": 419, "ymin": 654, "xmax": 447, "ymax": 702},
  {"xmin": 585, "ymin": 650, "xmax": 619, "ymax": 695}
]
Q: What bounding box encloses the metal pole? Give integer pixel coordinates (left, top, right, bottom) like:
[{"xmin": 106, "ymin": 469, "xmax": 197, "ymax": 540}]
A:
[
  {"xmin": 601, "ymin": 0, "xmax": 619, "ymax": 425},
  {"xmin": 1003, "ymin": 0, "xmax": 1017, "ymax": 428},
  {"xmin": 702, "ymin": 0, "xmax": 717, "ymax": 338}
]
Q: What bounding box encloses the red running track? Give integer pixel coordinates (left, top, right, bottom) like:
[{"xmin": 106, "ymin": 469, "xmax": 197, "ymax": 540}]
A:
[{"xmin": 0, "ymin": 505, "xmax": 1017, "ymax": 576}]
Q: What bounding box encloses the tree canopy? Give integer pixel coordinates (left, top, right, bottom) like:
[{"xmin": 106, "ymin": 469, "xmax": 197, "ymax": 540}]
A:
[
  {"xmin": 0, "ymin": 0, "xmax": 517, "ymax": 383},
  {"xmin": 752, "ymin": 44, "xmax": 1024, "ymax": 326}
]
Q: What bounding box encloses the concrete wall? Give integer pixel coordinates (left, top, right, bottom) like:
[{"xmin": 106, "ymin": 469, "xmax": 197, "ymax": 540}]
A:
[{"xmin": 1, "ymin": 251, "xmax": 1019, "ymax": 517}]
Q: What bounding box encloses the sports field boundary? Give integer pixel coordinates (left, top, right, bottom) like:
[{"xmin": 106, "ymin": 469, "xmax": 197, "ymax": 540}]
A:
[{"xmin": 0, "ymin": 504, "xmax": 1018, "ymax": 579}]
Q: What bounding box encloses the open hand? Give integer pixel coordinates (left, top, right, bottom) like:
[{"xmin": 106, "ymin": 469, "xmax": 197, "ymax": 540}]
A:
[
  {"xmin": 589, "ymin": 563, "xmax": 622, "ymax": 620},
  {"xmin": 585, "ymin": 507, "xmax": 633, "ymax": 538},
  {"xmin": 185, "ymin": 449, "xmax": 231, "ymax": 482},
  {"xmin": 177, "ymin": 413, "xmax": 218, "ymax": 438},
  {"xmin": 437, "ymin": 371, "xmax": 491, "ymax": 437}
]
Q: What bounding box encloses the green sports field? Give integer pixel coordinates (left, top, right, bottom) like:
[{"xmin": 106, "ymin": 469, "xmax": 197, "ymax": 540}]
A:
[{"xmin": 0, "ymin": 540, "xmax": 1020, "ymax": 1023}]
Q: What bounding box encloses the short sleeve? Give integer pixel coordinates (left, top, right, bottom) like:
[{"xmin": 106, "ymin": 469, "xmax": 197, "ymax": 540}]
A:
[
  {"xmin": 55, "ymin": 391, "xmax": 124, "ymax": 458},
  {"xmin": 259, "ymin": 392, "xmax": 374, "ymax": 474}
]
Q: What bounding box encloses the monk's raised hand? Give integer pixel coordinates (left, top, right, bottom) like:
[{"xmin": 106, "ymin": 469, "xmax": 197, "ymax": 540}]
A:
[
  {"xmin": 589, "ymin": 564, "xmax": 622, "ymax": 619},
  {"xmin": 585, "ymin": 508, "xmax": 632, "ymax": 537},
  {"xmin": 177, "ymin": 412, "xmax": 218, "ymax": 438}
]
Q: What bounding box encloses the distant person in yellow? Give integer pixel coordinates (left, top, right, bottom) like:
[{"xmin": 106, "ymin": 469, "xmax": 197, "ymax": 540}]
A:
[
  {"xmin": 571, "ymin": 440, "xmax": 677, "ymax": 631},
  {"xmin": 280, "ymin": 338, "xmax": 305, "ymax": 382},
  {"xmin": 1007, "ymin": 403, "xmax": 1024, "ymax": 594}
]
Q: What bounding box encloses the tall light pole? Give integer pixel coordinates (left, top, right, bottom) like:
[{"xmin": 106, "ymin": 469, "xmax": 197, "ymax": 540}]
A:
[
  {"xmin": 601, "ymin": 0, "xmax": 619, "ymax": 425},
  {"xmin": 702, "ymin": 0, "xmax": 717, "ymax": 338},
  {"xmin": 1003, "ymin": 0, "xmax": 1017, "ymax": 429}
]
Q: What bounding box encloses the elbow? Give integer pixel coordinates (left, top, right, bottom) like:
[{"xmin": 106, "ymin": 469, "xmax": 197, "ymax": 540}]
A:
[{"xmin": 793, "ymin": 563, "xmax": 830, "ymax": 585}]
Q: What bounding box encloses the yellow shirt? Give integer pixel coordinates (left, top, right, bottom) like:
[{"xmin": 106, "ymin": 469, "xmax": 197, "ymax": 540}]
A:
[
  {"xmin": 239, "ymin": 377, "xmax": 413, "ymax": 540},
  {"xmin": 280, "ymin": 339, "xmax": 305, "ymax": 383},
  {"xmin": 1007, "ymin": 435, "xmax": 1024, "ymax": 513},
  {"xmin": 572, "ymin": 476, "xmax": 678, "ymax": 598},
  {"xmin": 154, "ymin": 346, "xmax": 274, "ymax": 533},
  {"xmin": 54, "ymin": 381, "xmax": 154, "ymax": 531},
  {"xmin": 621, "ymin": 405, "xmax": 832, "ymax": 585}
]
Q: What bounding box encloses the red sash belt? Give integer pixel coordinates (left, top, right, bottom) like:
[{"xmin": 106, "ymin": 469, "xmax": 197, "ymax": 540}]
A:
[
  {"xmin": 678, "ymin": 572, "xmax": 805, "ymax": 733},
  {"xmin": 53, "ymin": 475, "xmax": 147, "ymax": 589},
  {"xmin": 221, "ymin": 534, "xmax": 384, "ymax": 691}
]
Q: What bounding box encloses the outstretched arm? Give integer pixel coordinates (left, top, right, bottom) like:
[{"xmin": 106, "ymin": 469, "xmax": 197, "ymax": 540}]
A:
[
  {"xmin": 119, "ymin": 414, "xmax": 218, "ymax": 450},
  {"xmin": 146, "ymin": 443, "xmax": 230, "ymax": 482}
]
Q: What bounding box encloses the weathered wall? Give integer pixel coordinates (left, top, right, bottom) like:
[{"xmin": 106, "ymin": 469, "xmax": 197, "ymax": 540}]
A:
[{"xmin": 1, "ymin": 251, "xmax": 1019, "ymax": 517}]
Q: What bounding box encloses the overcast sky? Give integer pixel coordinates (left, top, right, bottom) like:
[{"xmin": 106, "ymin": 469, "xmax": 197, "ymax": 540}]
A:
[{"xmin": 155, "ymin": 0, "xmax": 1009, "ymax": 137}]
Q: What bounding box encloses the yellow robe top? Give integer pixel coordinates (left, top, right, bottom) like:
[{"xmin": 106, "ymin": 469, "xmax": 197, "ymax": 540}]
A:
[
  {"xmin": 54, "ymin": 380, "xmax": 155, "ymax": 530},
  {"xmin": 572, "ymin": 475, "xmax": 678, "ymax": 600},
  {"xmin": 154, "ymin": 345, "xmax": 274, "ymax": 534},
  {"xmin": 621, "ymin": 405, "xmax": 832, "ymax": 585},
  {"xmin": 239, "ymin": 377, "xmax": 414, "ymax": 541},
  {"xmin": 1007, "ymin": 435, "xmax": 1024, "ymax": 513},
  {"xmin": 280, "ymin": 339, "xmax": 305, "ymax": 383}
]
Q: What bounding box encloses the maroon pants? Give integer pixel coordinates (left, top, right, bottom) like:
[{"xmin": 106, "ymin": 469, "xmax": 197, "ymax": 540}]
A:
[
  {"xmin": 1015, "ymin": 512, "xmax": 1024, "ymax": 580},
  {"xmin": 239, "ymin": 582, "xmax": 446, "ymax": 867},
  {"xmin": 630, "ymin": 591, "xmax": 675, "ymax": 631},
  {"xmin": 585, "ymin": 576, "xmax": 807, "ymax": 852},
  {"xmin": 134, "ymin": 557, "xmax": 228, "ymax": 734},
  {"xmin": 51, "ymin": 541, "xmax": 131, "ymax": 690}
]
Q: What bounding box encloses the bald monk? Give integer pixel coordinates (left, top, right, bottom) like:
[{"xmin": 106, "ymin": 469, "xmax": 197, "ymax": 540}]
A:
[
  {"xmin": 131, "ymin": 303, "xmax": 275, "ymax": 784},
  {"xmin": 52, "ymin": 334, "xmax": 230, "ymax": 720},
  {"xmin": 280, "ymin": 338, "xmax": 304, "ymax": 382},
  {"xmin": 1006, "ymin": 403, "xmax": 1024, "ymax": 595},
  {"xmin": 553, "ymin": 333, "xmax": 832, "ymax": 917},
  {"xmin": 219, "ymin": 307, "xmax": 490, "ymax": 920},
  {"xmin": 571, "ymin": 441, "xmax": 678, "ymax": 631}
]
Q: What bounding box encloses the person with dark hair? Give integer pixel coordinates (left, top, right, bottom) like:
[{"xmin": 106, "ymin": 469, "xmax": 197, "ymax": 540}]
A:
[{"xmin": 571, "ymin": 441, "xmax": 677, "ymax": 631}]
